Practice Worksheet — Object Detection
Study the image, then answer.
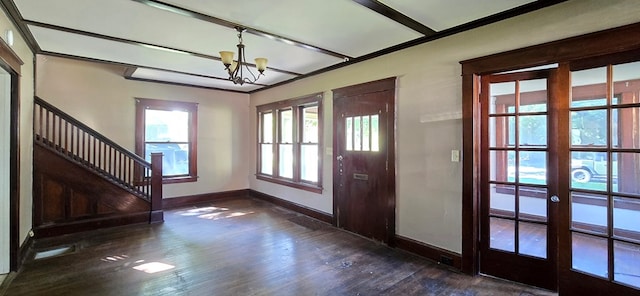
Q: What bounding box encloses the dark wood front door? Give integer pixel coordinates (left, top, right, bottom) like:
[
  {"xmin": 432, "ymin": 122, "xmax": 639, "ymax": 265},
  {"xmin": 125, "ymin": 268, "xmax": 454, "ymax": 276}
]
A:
[
  {"xmin": 479, "ymin": 69, "xmax": 559, "ymax": 290},
  {"xmin": 333, "ymin": 78, "xmax": 396, "ymax": 244}
]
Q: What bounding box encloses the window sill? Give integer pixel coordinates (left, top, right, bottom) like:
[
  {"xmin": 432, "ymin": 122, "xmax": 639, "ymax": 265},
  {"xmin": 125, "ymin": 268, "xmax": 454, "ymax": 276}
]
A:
[
  {"xmin": 163, "ymin": 175, "xmax": 197, "ymax": 184},
  {"xmin": 256, "ymin": 174, "xmax": 323, "ymax": 194}
]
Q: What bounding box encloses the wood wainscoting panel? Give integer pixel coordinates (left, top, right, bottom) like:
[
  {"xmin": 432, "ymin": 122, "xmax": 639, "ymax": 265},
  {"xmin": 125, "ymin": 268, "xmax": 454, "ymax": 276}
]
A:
[{"xmin": 32, "ymin": 143, "xmax": 151, "ymax": 238}]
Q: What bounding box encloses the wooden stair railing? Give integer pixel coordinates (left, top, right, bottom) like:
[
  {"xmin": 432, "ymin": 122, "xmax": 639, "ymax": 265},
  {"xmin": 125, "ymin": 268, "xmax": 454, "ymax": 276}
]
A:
[{"xmin": 33, "ymin": 96, "xmax": 163, "ymax": 223}]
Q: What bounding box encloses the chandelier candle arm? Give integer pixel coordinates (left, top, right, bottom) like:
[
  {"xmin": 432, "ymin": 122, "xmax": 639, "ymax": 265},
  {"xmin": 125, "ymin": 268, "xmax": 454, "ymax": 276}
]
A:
[{"xmin": 218, "ymin": 27, "xmax": 268, "ymax": 85}]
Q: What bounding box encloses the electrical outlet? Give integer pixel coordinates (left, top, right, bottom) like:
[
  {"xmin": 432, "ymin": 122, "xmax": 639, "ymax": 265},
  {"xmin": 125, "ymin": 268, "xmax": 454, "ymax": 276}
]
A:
[{"xmin": 440, "ymin": 255, "xmax": 454, "ymax": 266}]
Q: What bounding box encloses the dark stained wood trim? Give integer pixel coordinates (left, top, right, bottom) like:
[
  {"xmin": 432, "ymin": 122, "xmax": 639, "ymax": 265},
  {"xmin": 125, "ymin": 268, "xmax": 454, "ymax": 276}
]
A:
[
  {"xmin": 149, "ymin": 153, "xmax": 164, "ymax": 224},
  {"xmin": 395, "ymin": 235, "xmax": 462, "ymax": 270},
  {"xmin": 123, "ymin": 67, "xmax": 137, "ymax": 77},
  {"xmin": 162, "ymin": 189, "xmax": 250, "ymax": 209},
  {"xmin": 124, "ymin": 75, "xmax": 253, "ymax": 94},
  {"xmin": 39, "ymin": 51, "xmax": 259, "ymax": 94},
  {"xmin": 17, "ymin": 233, "xmax": 33, "ymax": 269},
  {"xmin": 332, "ymin": 77, "xmax": 396, "ymax": 98},
  {"xmin": 461, "ymin": 21, "xmax": 640, "ymax": 292},
  {"xmin": 0, "ymin": 35, "xmax": 24, "ymax": 272},
  {"xmin": 131, "ymin": 0, "xmax": 349, "ymax": 60},
  {"xmin": 255, "ymin": 175, "xmax": 323, "ymax": 194},
  {"xmin": 0, "ymin": 36, "xmax": 23, "ymax": 75},
  {"xmin": 255, "ymin": 92, "xmax": 324, "ymax": 193},
  {"xmin": 249, "ymin": 190, "xmax": 333, "ymax": 224},
  {"xmin": 25, "ymin": 20, "xmax": 301, "ymax": 77},
  {"xmin": 0, "ymin": 0, "xmax": 39, "ymax": 53},
  {"xmin": 135, "ymin": 98, "xmax": 198, "ymax": 184},
  {"xmin": 8, "ymin": 66, "xmax": 19, "ymax": 271},
  {"xmin": 461, "ymin": 22, "xmax": 640, "ymax": 75},
  {"xmin": 352, "ymin": 0, "xmax": 436, "ymax": 35},
  {"xmin": 461, "ymin": 73, "xmax": 479, "ymax": 275},
  {"xmin": 32, "ymin": 212, "xmax": 150, "ymax": 239}
]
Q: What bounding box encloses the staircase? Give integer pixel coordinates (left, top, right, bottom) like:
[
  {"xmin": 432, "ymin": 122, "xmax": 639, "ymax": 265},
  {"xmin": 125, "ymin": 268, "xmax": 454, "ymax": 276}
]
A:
[{"xmin": 32, "ymin": 96, "xmax": 163, "ymax": 238}]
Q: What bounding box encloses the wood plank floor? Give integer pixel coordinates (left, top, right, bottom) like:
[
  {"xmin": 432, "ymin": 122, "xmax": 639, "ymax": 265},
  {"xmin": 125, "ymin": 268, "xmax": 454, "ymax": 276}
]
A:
[{"xmin": 2, "ymin": 197, "xmax": 556, "ymax": 295}]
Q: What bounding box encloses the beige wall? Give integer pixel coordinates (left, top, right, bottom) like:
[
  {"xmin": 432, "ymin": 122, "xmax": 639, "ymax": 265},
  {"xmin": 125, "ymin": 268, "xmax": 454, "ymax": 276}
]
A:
[
  {"xmin": 0, "ymin": 8, "xmax": 35, "ymax": 247},
  {"xmin": 249, "ymin": 0, "xmax": 640, "ymax": 253},
  {"xmin": 16, "ymin": 0, "xmax": 640, "ymax": 256},
  {"xmin": 36, "ymin": 55, "xmax": 251, "ymax": 198}
]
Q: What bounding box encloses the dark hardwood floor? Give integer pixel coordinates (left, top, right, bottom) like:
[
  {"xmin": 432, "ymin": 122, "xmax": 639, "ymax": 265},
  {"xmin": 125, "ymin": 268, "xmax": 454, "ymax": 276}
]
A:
[{"xmin": 2, "ymin": 197, "xmax": 556, "ymax": 295}]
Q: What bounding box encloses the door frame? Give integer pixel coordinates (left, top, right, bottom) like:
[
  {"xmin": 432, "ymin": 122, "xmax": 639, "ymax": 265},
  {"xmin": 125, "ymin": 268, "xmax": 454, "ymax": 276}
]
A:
[
  {"xmin": 0, "ymin": 38, "xmax": 23, "ymax": 272},
  {"xmin": 332, "ymin": 77, "xmax": 397, "ymax": 244},
  {"xmin": 461, "ymin": 23, "xmax": 640, "ymax": 291}
]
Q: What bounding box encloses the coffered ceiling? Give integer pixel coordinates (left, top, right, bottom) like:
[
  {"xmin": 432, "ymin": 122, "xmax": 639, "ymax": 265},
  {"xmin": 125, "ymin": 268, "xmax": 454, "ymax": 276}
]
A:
[{"xmin": 3, "ymin": 0, "xmax": 565, "ymax": 93}]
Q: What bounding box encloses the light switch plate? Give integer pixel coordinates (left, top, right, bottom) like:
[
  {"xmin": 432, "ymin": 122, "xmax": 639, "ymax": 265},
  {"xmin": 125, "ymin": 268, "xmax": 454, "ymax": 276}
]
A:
[{"xmin": 451, "ymin": 150, "xmax": 460, "ymax": 162}]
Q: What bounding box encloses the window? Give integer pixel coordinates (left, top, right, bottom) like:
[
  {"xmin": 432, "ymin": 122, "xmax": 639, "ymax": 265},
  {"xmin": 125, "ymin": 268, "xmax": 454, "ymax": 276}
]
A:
[
  {"xmin": 135, "ymin": 98, "xmax": 198, "ymax": 183},
  {"xmin": 257, "ymin": 93, "xmax": 322, "ymax": 192}
]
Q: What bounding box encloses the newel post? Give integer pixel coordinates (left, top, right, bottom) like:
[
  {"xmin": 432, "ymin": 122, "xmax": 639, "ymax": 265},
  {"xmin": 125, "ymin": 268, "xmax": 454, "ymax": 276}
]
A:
[{"xmin": 149, "ymin": 152, "xmax": 164, "ymax": 223}]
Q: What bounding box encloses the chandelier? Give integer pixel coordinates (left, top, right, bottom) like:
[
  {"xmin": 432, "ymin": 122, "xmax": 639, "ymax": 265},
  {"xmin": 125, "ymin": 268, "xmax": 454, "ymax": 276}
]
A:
[{"xmin": 219, "ymin": 27, "xmax": 268, "ymax": 85}]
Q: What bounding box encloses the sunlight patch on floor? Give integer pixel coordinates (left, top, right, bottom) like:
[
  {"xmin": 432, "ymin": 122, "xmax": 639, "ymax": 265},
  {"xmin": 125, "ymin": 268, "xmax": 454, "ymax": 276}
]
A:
[
  {"xmin": 34, "ymin": 246, "xmax": 75, "ymax": 260},
  {"xmin": 133, "ymin": 262, "xmax": 175, "ymax": 274}
]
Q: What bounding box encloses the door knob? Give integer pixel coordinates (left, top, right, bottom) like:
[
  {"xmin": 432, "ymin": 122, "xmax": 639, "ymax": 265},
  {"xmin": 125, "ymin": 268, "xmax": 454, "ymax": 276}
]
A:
[
  {"xmin": 550, "ymin": 195, "xmax": 560, "ymax": 203},
  {"xmin": 337, "ymin": 155, "xmax": 343, "ymax": 161}
]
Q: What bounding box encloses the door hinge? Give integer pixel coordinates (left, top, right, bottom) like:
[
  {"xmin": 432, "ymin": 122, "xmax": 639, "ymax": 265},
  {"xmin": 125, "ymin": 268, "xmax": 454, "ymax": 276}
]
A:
[
  {"xmin": 386, "ymin": 160, "xmax": 388, "ymax": 171},
  {"xmin": 386, "ymin": 103, "xmax": 389, "ymax": 113}
]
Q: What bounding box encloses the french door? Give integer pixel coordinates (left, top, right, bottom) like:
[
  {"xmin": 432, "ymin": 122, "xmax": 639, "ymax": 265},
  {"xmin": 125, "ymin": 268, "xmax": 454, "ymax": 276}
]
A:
[
  {"xmin": 480, "ymin": 69, "xmax": 558, "ymax": 290},
  {"xmin": 480, "ymin": 60, "xmax": 640, "ymax": 294}
]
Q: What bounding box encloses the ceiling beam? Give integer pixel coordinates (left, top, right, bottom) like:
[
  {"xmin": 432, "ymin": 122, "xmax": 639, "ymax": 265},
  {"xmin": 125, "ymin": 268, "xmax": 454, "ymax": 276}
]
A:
[
  {"xmin": 352, "ymin": 0, "xmax": 436, "ymax": 36},
  {"xmin": 25, "ymin": 20, "xmax": 302, "ymax": 77},
  {"xmin": 131, "ymin": 0, "xmax": 352, "ymax": 60}
]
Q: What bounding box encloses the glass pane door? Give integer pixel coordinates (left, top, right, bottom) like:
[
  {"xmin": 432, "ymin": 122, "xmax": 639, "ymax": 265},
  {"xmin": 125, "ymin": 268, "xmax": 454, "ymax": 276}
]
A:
[
  {"xmin": 567, "ymin": 61, "xmax": 640, "ymax": 290},
  {"xmin": 480, "ymin": 70, "xmax": 557, "ymax": 290}
]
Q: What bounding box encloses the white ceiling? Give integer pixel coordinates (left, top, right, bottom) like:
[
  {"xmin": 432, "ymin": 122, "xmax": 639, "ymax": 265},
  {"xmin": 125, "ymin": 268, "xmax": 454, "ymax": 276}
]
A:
[{"xmin": 5, "ymin": 0, "xmax": 563, "ymax": 93}]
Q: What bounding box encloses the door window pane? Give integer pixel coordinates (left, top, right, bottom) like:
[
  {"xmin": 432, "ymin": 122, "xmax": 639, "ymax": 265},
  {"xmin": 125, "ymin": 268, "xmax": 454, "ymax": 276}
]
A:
[
  {"xmin": 490, "ymin": 217, "xmax": 515, "ymax": 252},
  {"xmin": 362, "ymin": 115, "xmax": 370, "ymax": 151},
  {"xmin": 571, "ymin": 67, "xmax": 607, "ymax": 108},
  {"xmin": 490, "ymin": 184, "xmax": 515, "ymax": 218},
  {"xmin": 613, "ymin": 197, "xmax": 640, "ymax": 243},
  {"xmin": 612, "ymin": 107, "xmax": 638, "ymax": 149},
  {"xmin": 613, "ymin": 61, "xmax": 640, "ymax": 106},
  {"xmin": 571, "ymin": 109, "xmax": 607, "ymax": 147},
  {"xmin": 519, "ymin": 186, "xmax": 547, "ymax": 222},
  {"xmin": 354, "ymin": 116, "xmax": 361, "ymax": 151},
  {"xmin": 572, "ymin": 232, "xmax": 608, "ymax": 278},
  {"xmin": 571, "ymin": 151, "xmax": 608, "ymax": 191},
  {"xmin": 519, "ymin": 151, "xmax": 546, "ymax": 185},
  {"xmin": 519, "ymin": 78, "xmax": 548, "ymax": 112},
  {"xmin": 489, "ymin": 81, "xmax": 516, "ymax": 114},
  {"xmin": 489, "ymin": 116, "xmax": 515, "ymax": 148},
  {"xmin": 346, "ymin": 117, "xmax": 352, "ymax": 151},
  {"xmin": 519, "ymin": 222, "xmax": 547, "ymax": 259},
  {"xmin": 614, "ymin": 241, "xmax": 640, "ymax": 288},
  {"xmin": 371, "ymin": 115, "xmax": 379, "ymax": 152},
  {"xmin": 612, "ymin": 152, "xmax": 640, "ymax": 196},
  {"xmin": 572, "ymin": 192, "xmax": 608, "ymax": 235},
  {"xmin": 519, "ymin": 115, "xmax": 547, "ymax": 147},
  {"xmin": 490, "ymin": 150, "xmax": 514, "ymax": 183}
]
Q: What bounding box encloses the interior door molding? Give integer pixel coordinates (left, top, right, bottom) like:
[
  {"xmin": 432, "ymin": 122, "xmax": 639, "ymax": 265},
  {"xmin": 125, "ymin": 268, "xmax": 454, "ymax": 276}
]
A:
[
  {"xmin": 461, "ymin": 22, "xmax": 640, "ymax": 291},
  {"xmin": 0, "ymin": 36, "xmax": 23, "ymax": 272}
]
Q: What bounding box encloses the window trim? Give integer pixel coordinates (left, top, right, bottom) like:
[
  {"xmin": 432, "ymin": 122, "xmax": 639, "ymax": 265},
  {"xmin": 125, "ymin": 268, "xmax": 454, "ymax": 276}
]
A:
[
  {"xmin": 256, "ymin": 93, "xmax": 323, "ymax": 193},
  {"xmin": 135, "ymin": 98, "xmax": 198, "ymax": 184}
]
